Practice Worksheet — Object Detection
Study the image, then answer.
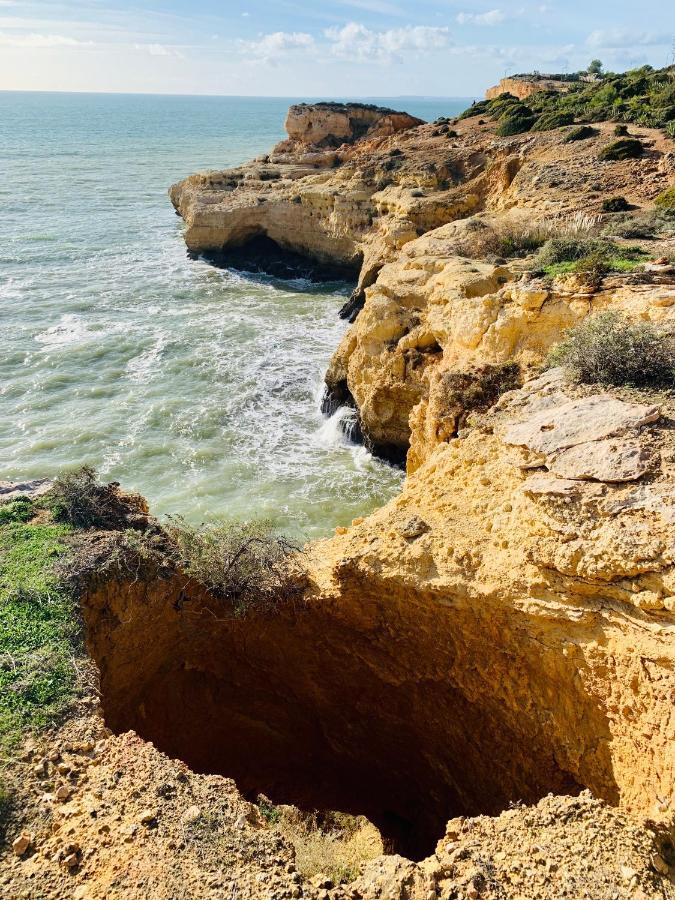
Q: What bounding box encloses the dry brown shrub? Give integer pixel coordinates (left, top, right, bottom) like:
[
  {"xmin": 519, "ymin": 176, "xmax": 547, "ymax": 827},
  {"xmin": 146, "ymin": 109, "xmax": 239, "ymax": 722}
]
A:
[{"xmin": 268, "ymin": 805, "xmax": 383, "ymax": 884}]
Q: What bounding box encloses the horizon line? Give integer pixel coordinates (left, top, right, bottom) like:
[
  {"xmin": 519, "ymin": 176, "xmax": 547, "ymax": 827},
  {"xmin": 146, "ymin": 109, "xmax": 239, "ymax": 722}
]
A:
[{"xmin": 0, "ymin": 88, "xmax": 478, "ymax": 100}]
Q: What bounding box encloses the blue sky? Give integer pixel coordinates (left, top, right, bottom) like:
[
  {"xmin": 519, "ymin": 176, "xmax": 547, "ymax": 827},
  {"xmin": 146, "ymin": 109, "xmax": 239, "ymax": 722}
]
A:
[{"xmin": 0, "ymin": 1, "xmax": 673, "ymax": 95}]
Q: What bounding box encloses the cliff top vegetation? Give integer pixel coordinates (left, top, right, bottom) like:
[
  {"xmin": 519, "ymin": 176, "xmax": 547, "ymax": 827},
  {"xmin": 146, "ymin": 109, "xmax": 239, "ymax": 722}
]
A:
[{"xmin": 461, "ymin": 64, "xmax": 675, "ymax": 137}]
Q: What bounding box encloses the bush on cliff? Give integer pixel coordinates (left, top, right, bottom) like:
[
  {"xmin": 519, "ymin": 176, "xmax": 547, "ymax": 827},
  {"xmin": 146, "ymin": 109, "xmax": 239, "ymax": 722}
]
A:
[
  {"xmin": 602, "ymin": 196, "xmax": 631, "ymax": 212},
  {"xmin": 536, "ymin": 237, "xmax": 647, "ymax": 277},
  {"xmin": 548, "ymin": 311, "xmax": 675, "ymax": 386},
  {"xmin": 564, "ymin": 125, "xmax": 597, "ymax": 142},
  {"xmin": 165, "ymin": 517, "xmax": 306, "ymax": 617},
  {"xmin": 598, "ymin": 138, "xmax": 644, "ymax": 161},
  {"xmin": 532, "ymin": 110, "xmax": 575, "ymax": 131},
  {"xmin": 47, "ymin": 465, "xmax": 146, "ymax": 530},
  {"xmin": 655, "ymin": 184, "xmax": 675, "ymax": 212}
]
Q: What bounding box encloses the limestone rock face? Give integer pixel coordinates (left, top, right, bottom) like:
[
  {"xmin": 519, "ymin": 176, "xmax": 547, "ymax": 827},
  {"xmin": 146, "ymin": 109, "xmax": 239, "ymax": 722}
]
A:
[
  {"xmin": 310, "ymin": 373, "xmax": 675, "ymax": 833},
  {"xmin": 283, "ymin": 102, "xmax": 424, "ymax": 147},
  {"xmin": 485, "ymin": 76, "xmax": 573, "ymax": 100}
]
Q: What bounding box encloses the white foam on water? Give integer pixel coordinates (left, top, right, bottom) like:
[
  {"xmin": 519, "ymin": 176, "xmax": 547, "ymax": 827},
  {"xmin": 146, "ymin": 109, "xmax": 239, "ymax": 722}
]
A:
[
  {"xmin": 1, "ymin": 93, "xmax": 407, "ymax": 537},
  {"xmin": 34, "ymin": 314, "xmax": 91, "ymax": 347},
  {"xmin": 125, "ymin": 333, "xmax": 167, "ymax": 383}
]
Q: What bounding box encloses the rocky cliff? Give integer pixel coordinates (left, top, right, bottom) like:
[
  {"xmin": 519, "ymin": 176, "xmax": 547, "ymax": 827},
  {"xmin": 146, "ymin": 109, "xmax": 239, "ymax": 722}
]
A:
[{"xmin": 485, "ymin": 76, "xmax": 573, "ymax": 100}]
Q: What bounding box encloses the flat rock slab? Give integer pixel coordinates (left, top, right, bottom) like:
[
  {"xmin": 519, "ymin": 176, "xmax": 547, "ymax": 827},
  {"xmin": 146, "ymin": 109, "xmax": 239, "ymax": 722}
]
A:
[
  {"xmin": 549, "ymin": 438, "xmax": 657, "ymax": 483},
  {"xmin": 502, "ymin": 395, "xmax": 660, "ymax": 456},
  {"xmin": 0, "ymin": 478, "xmax": 53, "ymax": 501}
]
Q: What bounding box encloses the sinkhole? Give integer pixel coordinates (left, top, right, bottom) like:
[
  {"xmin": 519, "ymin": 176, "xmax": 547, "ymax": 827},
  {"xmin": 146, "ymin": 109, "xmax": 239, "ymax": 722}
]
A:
[{"xmin": 83, "ymin": 571, "xmax": 584, "ymax": 861}]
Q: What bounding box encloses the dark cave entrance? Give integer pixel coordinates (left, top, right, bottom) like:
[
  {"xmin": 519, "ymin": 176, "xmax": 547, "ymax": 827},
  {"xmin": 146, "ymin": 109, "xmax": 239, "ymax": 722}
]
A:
[{"xmin": 192, "ymin": 235, "xmax": 360, "ymax": 284}]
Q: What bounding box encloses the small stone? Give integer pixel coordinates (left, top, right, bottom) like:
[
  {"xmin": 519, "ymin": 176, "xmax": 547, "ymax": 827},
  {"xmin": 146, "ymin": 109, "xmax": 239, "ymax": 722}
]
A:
[
  {"xmin": 181, "ymin": 805, "xmax": 201, "ymax": 824},
  {"xmin": 621, "ymin": 866, "xmax": 638, "ymax": 881},
  {"xmin": 62, "ymin": 852, "xmax": 79, "ymax": 869},
  {"xmin": 55, "ymin": 784, "xmax": 72, "ymax": 802},
  {"xmin": 351, "ymin": 517, "xmax": 364, "ymax": 526},
  {"xmin": 234, "ymin": 814, "xmax": 247, "ymax": 829},
  {"xmin": 335, "ymin": 526, "xmax": 348, "ymax": 535},
  {"xmin": 140, "ymin": 809, "xmax": 157, "ymax": 826},
  {"xmin": 399, "ymin": 516, "xmax": 430, "ymax": 540},
  {"xmin": 12, "ymin": 833, "xmax": 31, "ymax": 856},
  {"xmin": 652, "ymin": 854, "xmax": 669, "ymax": 876}
]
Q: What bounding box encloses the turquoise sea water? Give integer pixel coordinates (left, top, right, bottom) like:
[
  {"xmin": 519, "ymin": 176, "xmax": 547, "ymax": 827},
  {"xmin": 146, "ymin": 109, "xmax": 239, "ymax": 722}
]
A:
[{"xmin": 0, "ymin": 93, "xmax": 468, "ymax": 537}]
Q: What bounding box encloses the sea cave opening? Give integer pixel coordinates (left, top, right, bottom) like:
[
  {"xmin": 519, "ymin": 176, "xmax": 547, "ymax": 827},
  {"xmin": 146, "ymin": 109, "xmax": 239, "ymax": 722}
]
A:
[{"xmin": 195, "ymin": 234, "xmax": 361, "ymax": 284}]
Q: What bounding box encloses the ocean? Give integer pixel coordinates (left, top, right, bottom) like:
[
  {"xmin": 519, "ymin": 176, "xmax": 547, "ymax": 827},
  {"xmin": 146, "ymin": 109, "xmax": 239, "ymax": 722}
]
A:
[{"xmin": 0, "ymin": 92, "xmax": 469, "ymax": 537}]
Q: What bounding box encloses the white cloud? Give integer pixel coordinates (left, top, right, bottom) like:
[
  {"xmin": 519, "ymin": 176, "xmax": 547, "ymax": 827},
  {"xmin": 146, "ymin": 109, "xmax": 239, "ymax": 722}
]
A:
[
  {"xmin": 0, "ymin": 31, "xmax": 92, "ymax": 48},
  {"xmin": 134, "ymin": 42, "xmax": 184, "ymax": 58},
  {"xmin": 586, "ymin": 28, "xmax": 662, "ymax": 49},
  {"xmin": 456, "ymin": 9, "xmax": 506, "ymax": 26},
  {"xmin": 239, "ymin": 30, "xmax": 315, "ymax": 62},
  {"xmin": 325, "ymin": 22, "xmax": 451, "ymax": 63}
]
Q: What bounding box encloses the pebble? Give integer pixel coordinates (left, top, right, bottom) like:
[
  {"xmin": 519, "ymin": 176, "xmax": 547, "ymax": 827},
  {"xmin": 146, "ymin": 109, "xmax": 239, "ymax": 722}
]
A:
[
  {"xmin": 56, "ymin": 784, "xmax": 72, "ymax": 802},
  {"xmin": 12, "ymin": 833, "xmax": 31, "ymax": 856},
  {"xmin": 651, "ymin": 854, "xmax": 669, "ymax": 876},
  {"xmin": 181, "ymin": 805, "xmax": 201, "ymax": 824}
]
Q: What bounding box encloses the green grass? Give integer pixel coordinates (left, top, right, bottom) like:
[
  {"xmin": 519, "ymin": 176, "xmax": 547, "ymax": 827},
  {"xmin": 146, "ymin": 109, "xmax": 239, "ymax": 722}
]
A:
[
  {"xmin": 0, "ymin": 519, "xmax": 81, "ymax": 753},
  {"xmin": 536, "ymin": 237, "xmax": 648, "ymax": 277},
  {"xmin": 543, "ymin": 253, "xmax": 646, "ymax": 277}
]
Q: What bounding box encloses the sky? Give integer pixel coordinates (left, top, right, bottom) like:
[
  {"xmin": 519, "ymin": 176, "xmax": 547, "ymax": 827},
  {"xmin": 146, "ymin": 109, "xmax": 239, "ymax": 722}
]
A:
[{"xmin": 0, "ymin": 1, "xmax": 673, "ymax": 97}]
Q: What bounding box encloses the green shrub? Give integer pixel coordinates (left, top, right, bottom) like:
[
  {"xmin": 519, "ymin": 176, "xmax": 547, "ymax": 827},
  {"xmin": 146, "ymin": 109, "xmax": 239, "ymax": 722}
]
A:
[
  {"xmin": 598, "ymin": 138, "xmax": 644, "ymax": 161},
  {"xmin": 537, "ymin": 238, "xmax": 648, "ymax": 278},
  {"xmin": 549, "ymin": 311, "xmax": 675, "ymax": 386},
  {"xmin": 532, "ymin": 110, "xmax": 575, "ymax": 131},
  {"xmin": 564, "ymin": 125, "xmax": 596, "ymax": 142},
  {"xmin": 47, "ymin": 465, "xmax": 145, "ymax": 530},
  {"xmin": 457, "ymin": 363, "xmax": 521, "ymax": 411},
  {"xmin": 0, "ymin": 498, "xmax": 33, "ymax": 526},
  {"xmin": 602, "ymin": 209, "xmax": 674, "ymax": 239},
  {"xmin": 655, "ymin": 184, "xmax": 675, "ymax": 211},
  {"xmin": 457, "ymin": 219, "xmax": 552, "ymax": 259},
  {"xmin": 537, "ymin": 237, "xmax": 612, "ymax": 266},
  {"xmin": 165, "ymin": 518, "xmax": 305, "ymax": 617},
  {"xmin": 666, "ymin": 122, "xmax": 675, "ymax": 139},
  {"xmin": 497, "ymin": 111, "xmax": 536, "ymax": 136},
  {"xmin": 602, "ymin": 196, "xmax": 630, "ymax": 212}
]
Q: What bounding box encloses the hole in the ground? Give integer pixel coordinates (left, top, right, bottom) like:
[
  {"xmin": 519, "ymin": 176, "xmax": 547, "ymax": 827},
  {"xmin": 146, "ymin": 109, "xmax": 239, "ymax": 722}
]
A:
[{"xmin": 84, "ymin": 575, "xmax": 585, "ymax": 861}]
